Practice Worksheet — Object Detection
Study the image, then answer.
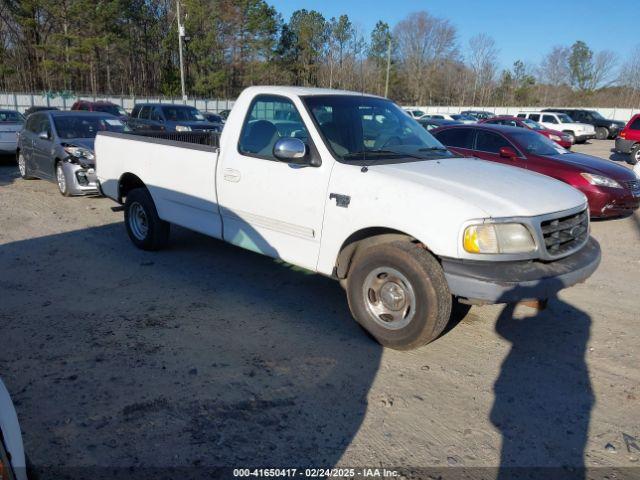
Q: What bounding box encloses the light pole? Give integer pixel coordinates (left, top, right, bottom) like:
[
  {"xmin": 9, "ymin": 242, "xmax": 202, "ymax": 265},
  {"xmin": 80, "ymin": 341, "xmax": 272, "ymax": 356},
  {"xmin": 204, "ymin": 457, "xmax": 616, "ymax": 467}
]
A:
[
  {"xmin": 177, "ymin": 0, "xmax": 187, "ymax": 102},
  {"xmin": 384, "ymin": 35, "xmax": 391, "ymax": 98}
]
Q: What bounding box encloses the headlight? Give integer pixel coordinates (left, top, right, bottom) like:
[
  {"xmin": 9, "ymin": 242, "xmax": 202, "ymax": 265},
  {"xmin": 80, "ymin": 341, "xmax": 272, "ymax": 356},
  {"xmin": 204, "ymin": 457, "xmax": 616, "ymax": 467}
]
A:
[
  {"xmin": 175, "ymin": 125, "xmax": 192, "ymax": 132},
  {"xmin": 463, "ymin": 223, "xmax": 536, "ymax": 254},
  {"xmin": 63, "ymin": 146, "xmax": 95, "ymax": 161},
  {"xmin": 549, "ymin": 134, "xmax": 561, "ymax": 142},
  {"xmin": 580, "ymin": 173, "xmax": 622, "ymax": 189}
]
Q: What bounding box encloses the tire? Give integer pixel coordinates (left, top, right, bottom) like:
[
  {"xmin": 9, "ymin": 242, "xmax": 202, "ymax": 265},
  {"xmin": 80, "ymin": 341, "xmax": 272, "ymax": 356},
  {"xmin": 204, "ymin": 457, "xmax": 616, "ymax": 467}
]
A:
[
  {"xmin": 55, "ymin": 161, "xmax": 71, "ymax": 196},
  {"xmin": 595, "ymin": 127, "xmax": 608, "ymax": 140},
  {"xmin": 563, "ymin": 131, "xmax": 575, "ymax": 144},
  {"xmin": 124, "ymin": 187, "xmax": 170, "ymax": 250},
  {"xmin": 346, "ymin": 241, "xmax": 452, "ymax": 350},
  {"xmin": 630, "ymin": 144, "xmax": 640, "ymax": 166},
  {"xmin": 17, "ymin": 151, "xmax": 36, "ymax": 179}
]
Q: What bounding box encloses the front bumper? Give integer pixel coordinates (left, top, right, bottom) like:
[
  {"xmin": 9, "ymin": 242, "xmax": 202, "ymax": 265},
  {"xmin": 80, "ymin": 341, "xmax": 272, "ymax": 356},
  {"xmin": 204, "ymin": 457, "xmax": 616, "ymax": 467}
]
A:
[
  {"xmin": 61, "ymin": 161, "xmax": 99, "ymax": 196},
  {"xmin": 585, "ymin": 185, "xmax": 640, "ymax": 218},
  {"xmin": 442, "ymin": 237, "xmax": 601, "ymax": 304},
  {"xmin": 575, "ymin": 133, "xmax": 596, "ymax": 142},
  {"xmin": 615, "ymin": 137, "xmax": 635, "ymax": 154}
]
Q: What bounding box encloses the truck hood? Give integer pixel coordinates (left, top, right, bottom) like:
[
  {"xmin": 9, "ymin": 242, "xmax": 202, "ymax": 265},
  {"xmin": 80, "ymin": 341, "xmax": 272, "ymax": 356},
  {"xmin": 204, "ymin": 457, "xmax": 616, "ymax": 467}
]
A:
[
  {"xmin": 374, "ymin": 157, "xmax": 586, "ymax": 218},
  {"xmin": 549, "ymin": 152, "xmax": 638, "ymax": 181}
]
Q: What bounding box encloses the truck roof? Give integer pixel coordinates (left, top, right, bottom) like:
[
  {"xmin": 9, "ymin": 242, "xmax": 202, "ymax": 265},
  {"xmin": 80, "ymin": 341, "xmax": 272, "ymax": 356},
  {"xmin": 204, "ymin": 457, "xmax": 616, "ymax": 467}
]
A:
[{"xmin": 241, "ymin": 85, "xmax": 383, "ymax": 98}]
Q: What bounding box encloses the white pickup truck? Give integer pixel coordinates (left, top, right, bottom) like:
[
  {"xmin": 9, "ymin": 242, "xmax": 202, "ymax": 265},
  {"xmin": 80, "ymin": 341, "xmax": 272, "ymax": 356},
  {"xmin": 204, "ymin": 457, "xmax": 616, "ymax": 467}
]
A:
[{"xmin": 96, "ymin": 86, "xmax": 601, "ymax": 350}]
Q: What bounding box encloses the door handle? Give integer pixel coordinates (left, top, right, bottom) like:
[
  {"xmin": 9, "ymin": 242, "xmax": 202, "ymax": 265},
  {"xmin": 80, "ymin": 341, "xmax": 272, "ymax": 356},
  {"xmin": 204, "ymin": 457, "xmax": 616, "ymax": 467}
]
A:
[{"xmin": 223, "ymin": 168, "xmax": 241, "ymax": 183}]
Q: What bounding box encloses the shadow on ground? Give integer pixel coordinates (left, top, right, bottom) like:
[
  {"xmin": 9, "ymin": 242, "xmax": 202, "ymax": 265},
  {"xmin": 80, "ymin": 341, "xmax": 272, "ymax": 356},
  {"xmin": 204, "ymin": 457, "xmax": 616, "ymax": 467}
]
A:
[
  {"xmin": 491, "ymin": 281, "xmax": 594, "ymax": 479},
  {"xmin": 0, "ymin": 222, "xmax": 382, "ymax": 477}
]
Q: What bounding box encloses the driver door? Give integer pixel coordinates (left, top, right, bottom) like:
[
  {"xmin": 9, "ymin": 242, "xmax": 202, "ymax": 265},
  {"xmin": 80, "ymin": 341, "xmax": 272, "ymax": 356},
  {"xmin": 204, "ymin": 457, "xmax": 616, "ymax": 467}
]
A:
[
  {"xmin": 217, "ymin": 94, "xmax": 332, "ymax": 271},
  {"xmin": 32, "ymin": 115, "xmax": 55, "ymax": 178}
]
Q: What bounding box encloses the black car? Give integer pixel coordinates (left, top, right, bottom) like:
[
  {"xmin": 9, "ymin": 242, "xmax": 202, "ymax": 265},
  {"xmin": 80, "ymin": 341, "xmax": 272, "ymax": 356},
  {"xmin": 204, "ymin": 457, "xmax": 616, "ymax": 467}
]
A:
[
  {"xmin": 541, "ymin": 108, "xmax": 624, "ymax": 140},
  {"xmin": 418, "ymin": 118, "xmax": 462, "ymax": 131},
  {"xmin": 24, "ymin": 106, "xmax": 59, "ymax": 116}
]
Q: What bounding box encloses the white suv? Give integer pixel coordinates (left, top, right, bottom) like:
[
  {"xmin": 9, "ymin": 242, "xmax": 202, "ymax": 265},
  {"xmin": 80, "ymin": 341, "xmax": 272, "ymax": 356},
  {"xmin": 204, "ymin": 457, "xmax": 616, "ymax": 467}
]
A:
[{"xmin": 517, "ymin": 111, "xmax": 596, "ymax": 144}]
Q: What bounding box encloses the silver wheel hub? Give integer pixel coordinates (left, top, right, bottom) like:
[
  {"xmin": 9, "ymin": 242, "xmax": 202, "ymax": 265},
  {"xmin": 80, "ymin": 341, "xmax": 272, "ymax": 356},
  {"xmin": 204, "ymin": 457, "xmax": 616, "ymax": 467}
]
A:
[
  {"xmin": 56, "ymin": 165, "xmax": 66, "ymax": 193},
  {"xmin": 362, "ymin": 267, "xmax": 416, "ymax": 330},
  {"xmin": 18, "ymin": 154, "xmax": 26, "ymax": 176},
  {"xmin": 129, "ymin": 202, "xmax": 149, "ymax": 240}
]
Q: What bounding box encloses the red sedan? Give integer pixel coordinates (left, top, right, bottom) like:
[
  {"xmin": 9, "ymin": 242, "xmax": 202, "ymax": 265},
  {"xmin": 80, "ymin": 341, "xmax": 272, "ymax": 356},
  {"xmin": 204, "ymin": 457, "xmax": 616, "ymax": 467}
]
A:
[
  {"xmin": 481, "ymin": 116, "xmax": 573, "ymax": 149},
  {"xmin": 433, "ymin": 124, "xmax": 640, "ymax": 218}
]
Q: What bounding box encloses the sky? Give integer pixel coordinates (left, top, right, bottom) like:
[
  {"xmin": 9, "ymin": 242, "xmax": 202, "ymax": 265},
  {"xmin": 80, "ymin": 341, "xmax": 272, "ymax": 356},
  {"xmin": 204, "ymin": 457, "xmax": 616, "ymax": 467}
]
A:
[{"xmin": 270, "ymin": 0, "xmax": 638, "ymax": 71}]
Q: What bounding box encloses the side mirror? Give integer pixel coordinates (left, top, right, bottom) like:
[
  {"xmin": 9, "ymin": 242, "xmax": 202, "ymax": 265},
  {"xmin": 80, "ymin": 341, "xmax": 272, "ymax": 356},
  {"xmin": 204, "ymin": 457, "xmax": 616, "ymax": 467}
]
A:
[
  {"xmin": 499, "ymin": 146, "xmax": 518, "ymax": 159},
  {"xmin": 273, "ymin": 137, "xmax": 315, "ymax": 165},
  {"xmin": 38, "ymin": 131, "xmax": 49, "ymax": 140}
]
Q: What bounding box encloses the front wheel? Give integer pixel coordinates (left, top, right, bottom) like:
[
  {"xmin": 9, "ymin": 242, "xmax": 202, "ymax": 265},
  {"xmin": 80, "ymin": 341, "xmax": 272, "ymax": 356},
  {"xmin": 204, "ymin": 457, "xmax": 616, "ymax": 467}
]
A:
[
  {"xmin": 564, "ymin": 131, "xmax": 575, "ymax": 144},
  {"xmin": 629, "ymin": 144, "xmax": 640, "ymax": 165},
  {"xmin": 346, "ymin": 241, "xmax": 452, "ymax": 350},
  {"xmin": 56, "ymin": 162, "xmax": 71, "ymax": 196},
  {"xmin": 595, "ymin": 127, "xmax": 608, "ymax": 140},
  {"xmin": 124, "ymin": 188, "xmax": 170, "ymax": 250}
]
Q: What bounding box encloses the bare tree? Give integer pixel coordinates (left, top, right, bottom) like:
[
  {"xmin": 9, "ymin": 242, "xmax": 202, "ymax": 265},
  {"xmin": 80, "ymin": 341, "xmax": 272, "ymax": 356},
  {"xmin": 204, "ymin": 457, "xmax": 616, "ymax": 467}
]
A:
[
  {"xmin": 538, "ymin": 45, "xmax": 570, "ymax": 104},
  {"xmin": 619, "ymin": 45, "xmax": 640, "ymax": 107},
  {"xmin": 590, "ymin": 50, "xmax": 618, "ymax": 90},
  {"xmin": 467, "ymin": 33, "xmax": 498, "ymax": 106},
  {"xmin": 393, "ymin": 11, "xmax": 457, "ymax": 105}
]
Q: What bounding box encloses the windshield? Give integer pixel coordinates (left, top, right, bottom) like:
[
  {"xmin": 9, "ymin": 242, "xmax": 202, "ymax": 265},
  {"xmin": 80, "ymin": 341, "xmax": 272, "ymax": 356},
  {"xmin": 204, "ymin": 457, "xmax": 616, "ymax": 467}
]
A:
[
  {"xmin": 304, "ymin": 95, "xmax": 452, "ymax": 162},
  {"xmin": 161, "ymin": 106, "xmax": 205, "ymax": 122},
  {"xmin": 522, "ymin": 118, "xmax": 544, "ymax": 130},
  {"xmin": 53, "ymin": 116, "xmax": 132, "ymax": 139},
  {"xmin": 93, "ymin": 104, "xmax": 127, "ymax": 116},
  {"xmin": 511, "ymin": 130, "xmax": 568, "ymax": 156},
  {"xmin": 0, "ymin": 111, "xmax": 25, "ymax": 123},
  {"xmin": 557, "ymin": 114, "xmax": 574, "ymax": 124}
]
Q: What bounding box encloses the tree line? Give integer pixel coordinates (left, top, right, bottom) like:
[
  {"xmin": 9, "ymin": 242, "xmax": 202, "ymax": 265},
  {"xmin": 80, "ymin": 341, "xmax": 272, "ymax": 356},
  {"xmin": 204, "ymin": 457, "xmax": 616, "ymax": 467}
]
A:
[{"xmin": 1, "ymin": 0, "xmax": 639, "ymax": 107}]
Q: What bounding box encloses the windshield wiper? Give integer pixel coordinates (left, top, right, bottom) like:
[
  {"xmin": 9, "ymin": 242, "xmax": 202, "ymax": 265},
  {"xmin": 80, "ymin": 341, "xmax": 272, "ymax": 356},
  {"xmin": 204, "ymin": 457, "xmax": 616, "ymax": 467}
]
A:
[{"xmin": 343, "ymin": 149, "xmax": 427, "ymax": 161}]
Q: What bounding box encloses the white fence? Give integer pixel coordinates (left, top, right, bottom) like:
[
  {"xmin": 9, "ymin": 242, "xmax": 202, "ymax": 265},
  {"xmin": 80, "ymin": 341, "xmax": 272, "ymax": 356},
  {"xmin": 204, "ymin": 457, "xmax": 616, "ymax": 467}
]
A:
[
  {"xmin": 2, "ymin": 91, "xmax": 638, "ymax": 122},
  {"xmin": 405, "ymin": 105, "xmax": 640, "ymax": 123},
  {"xmin": 0, "ymin": 92, "xmax": 235, "ymax": 114}
]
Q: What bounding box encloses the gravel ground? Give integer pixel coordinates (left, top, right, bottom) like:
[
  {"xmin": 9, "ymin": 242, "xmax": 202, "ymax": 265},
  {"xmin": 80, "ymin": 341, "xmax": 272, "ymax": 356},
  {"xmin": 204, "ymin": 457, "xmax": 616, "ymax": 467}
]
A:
[{"xmin": 0, "ymin": 140, "xmax": 638, "ymax": 479}]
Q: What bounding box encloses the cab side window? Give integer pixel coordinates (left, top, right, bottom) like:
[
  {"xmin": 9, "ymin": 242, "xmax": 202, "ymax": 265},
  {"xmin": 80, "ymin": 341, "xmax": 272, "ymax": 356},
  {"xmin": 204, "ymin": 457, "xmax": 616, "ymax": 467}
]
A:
[
  {"xmin": 476, "ymin": 131, "xmax": 512, "ymax": 154},
  {"xmin": 139, "ymin": 106, "xmax": 151, "ymax": 120},
  {"xmin": 238, "ymin": 95, "xmax": 308, "ymax": 160},
  {"xmin": 150, "ymin": 108, "xmax": 163, "ymax": 122},
  {"xmin": 542, "ymin": 115, "xmax": 558, "ymax": 124},
  {"xmin": 529, "ymin": 114, "xmax": 540, "ymax": 121}
]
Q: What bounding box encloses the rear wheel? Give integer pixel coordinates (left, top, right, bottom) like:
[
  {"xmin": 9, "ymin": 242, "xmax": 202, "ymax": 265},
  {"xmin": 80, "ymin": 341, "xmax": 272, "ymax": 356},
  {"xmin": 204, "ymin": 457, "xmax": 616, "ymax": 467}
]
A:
[
  {"xmin": 630, "ymin": 144, "xmax": 640, "ymax": 165},
  {"xmin": 124, "ymin": 187, "xmax": 170, "ymax": 250},
  {"xmin": 17, "ymin": 152, "xmax": 36, "ymax": 179},
  {"xmin": 595, "ymin": 127, "xmax": 608, "ymax": 140},
  {"xmin": 346, "ymin": 241, "xmax": 452, "ymax": 350}
]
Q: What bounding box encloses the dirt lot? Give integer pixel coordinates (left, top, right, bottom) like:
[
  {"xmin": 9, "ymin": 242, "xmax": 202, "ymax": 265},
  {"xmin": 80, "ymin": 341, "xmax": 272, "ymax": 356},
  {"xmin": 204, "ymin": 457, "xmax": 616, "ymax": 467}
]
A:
[{"xmin": 0, "ymin": 140, "xmax": 639, "ymax": 478}]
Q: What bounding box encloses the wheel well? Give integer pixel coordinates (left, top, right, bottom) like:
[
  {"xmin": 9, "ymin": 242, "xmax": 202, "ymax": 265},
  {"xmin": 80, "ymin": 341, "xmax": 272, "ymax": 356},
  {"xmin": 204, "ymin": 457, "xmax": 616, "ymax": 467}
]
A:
[
  {"xmin": 118, "ymin": 173, "xmax": 146, "ymax": 202},
  {"xmin": 335, "ymin": 228, "xmax": 419, "ymax": 279}
]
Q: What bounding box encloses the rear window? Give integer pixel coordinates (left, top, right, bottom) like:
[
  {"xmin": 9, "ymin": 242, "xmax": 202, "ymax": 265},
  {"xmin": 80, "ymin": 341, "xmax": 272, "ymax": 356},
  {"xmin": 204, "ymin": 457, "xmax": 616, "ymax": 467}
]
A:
[
  {"xmin": 629, "ymin": 118, "xmax": 640, "ymax": 130},
  {"xmin": 434, "ymin": 128, "xmax": 475, "ymax": 149}
]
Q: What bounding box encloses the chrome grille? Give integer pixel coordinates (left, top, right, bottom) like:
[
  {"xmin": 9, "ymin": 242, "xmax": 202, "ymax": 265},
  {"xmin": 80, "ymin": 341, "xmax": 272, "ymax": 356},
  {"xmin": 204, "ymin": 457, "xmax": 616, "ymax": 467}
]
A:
[{"xmin": 541, "ymin": 209, "xmax": 589, "ymax": 257}]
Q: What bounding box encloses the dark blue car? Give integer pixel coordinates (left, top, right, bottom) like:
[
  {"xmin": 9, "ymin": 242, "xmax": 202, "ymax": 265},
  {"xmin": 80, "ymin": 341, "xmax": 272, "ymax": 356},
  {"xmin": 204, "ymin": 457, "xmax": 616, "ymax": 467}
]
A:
[{"xmin": 129, "ymin": 103, "xmax": 222, "ymax": 133}]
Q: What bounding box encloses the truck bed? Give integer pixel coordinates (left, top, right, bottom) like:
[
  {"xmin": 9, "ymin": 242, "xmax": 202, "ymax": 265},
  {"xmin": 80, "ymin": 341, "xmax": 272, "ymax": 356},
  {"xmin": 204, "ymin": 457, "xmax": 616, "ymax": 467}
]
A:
[{"xmin": 95, "ymin": 131, "xmax": 223, "ymax": 239}]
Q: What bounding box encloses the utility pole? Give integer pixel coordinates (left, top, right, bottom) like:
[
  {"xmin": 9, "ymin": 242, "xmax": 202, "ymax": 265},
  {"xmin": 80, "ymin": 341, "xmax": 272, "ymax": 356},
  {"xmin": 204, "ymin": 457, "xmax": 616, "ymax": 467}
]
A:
[
  {"xmin": 177, "ymin": 0, "xmax": 187, "ymax": 102},
  {"xmin": 384, "ymin": 35, "xmax": 392, "ymax": 98}
]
